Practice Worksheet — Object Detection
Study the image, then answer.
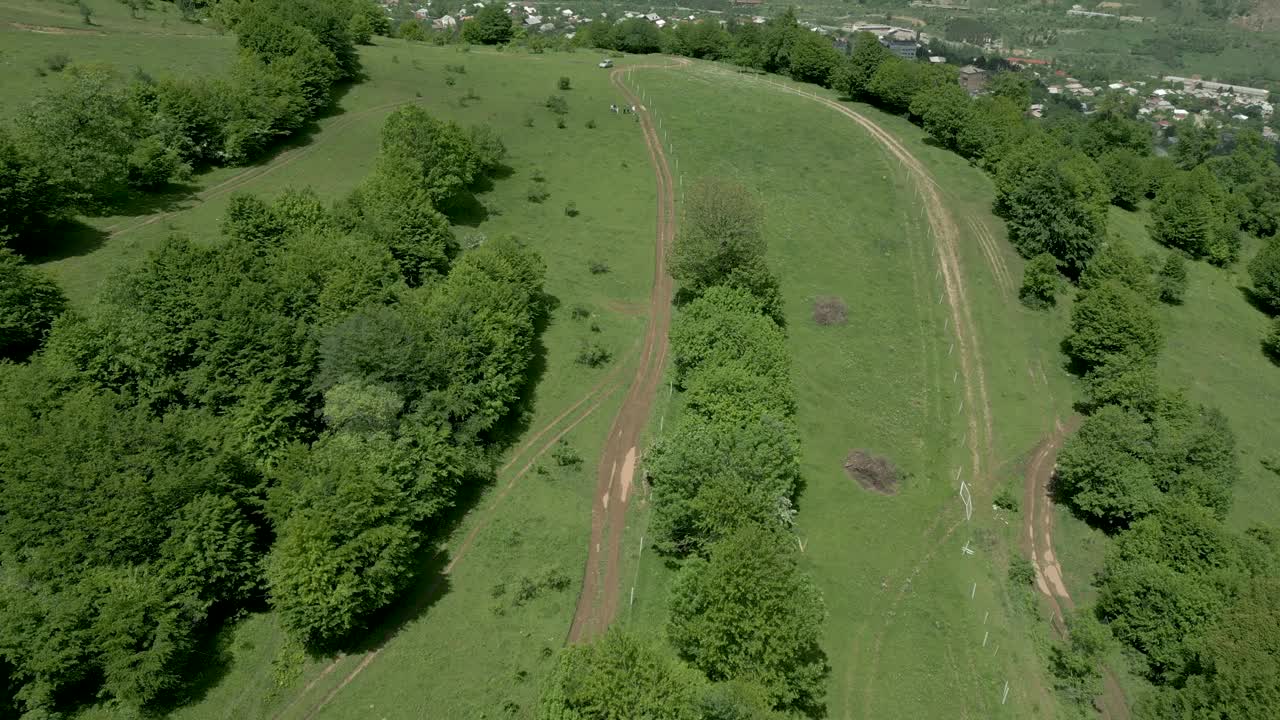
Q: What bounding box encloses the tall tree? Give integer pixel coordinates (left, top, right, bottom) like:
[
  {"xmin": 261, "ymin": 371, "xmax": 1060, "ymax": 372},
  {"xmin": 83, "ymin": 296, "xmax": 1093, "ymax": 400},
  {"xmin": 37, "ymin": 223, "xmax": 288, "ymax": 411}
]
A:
[
  {"xmin": 0, "ymin": 248, "xmax": 66, "ymax": 360},
  {"xmin": 1248, "ymin": 238, "xmax": 1280, "ymax": 313},
  {"xmin": 833, "ymin": 32, "xmax": 891, "ymax": 99},
  {"xmin": 994, "ymin": 136, "xmax": 1109, "ymax": 274},
  {"xmin": 1065, "ymin": 280, "xmax": 1163, "ymax": 369},
  {"xmin": 1149, "ymin": 167, "xmax": 1240, "ymax": 266},
  {"xmin": 667, "ymin": 524, "xmax": 828, "ymax": 715},
  {"xmin": 461, "ymin": 3, "xmax": 514, "ymax": 45}
]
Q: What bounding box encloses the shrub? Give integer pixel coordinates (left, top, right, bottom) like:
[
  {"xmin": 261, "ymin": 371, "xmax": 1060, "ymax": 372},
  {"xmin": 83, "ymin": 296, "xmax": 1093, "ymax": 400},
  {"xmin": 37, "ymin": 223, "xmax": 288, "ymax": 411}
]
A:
[
  {"xmin": 445, "ymin": 63, "xmax": 467, "ymax": 74},
  {"xmin": 588, "ymin": 261, "xmax": 609, "ymax": 275},
  {"xmin": 1008, "ymin": 557, "xmax": 1037, "ymax": 586},
  {"xmin": 556, "ymin": 117, "xmax": 566, "ymax": 129},
  {"xmin": 1019, "ymin": 253, "xmax": 1060, "ymax": 309},
  {"xmin": 551, "ymin": 440, "xmax": 582, "ymax": 468},
  {"xmin": 526, "ymin": 185, "xmax": 549, "ymax": 203},
  {"xmin": 558, "ymin": 76, "xmax": 571, "ymax": 90},
  {"xmin": 576, "ymin": 340, "xmax": 611, "ymax": 367},
  {"xmin": 994, "ymin": 484, "xmax": 1020, "ymax": 512},
  {"xmin": 585, "ymin": 118, "xmax": 596, "ymax": 129},
  {"xmin": 564, "ymin": 201, "xmax": 578, "ymax": 217},
  {"xmin": 1156, "ymin": 253, "xmax": 1188, "ymax": 305},
  {"xmin": 44, "ymin": 53, "xmax": 71, "ymax": 72},
  {"xmin": 445, "ymin": 75, "xmax": 456, "ymax": 86},
  {"xmin": 531, "ymin": 168, "xmax": 546, "ymax": 183},
  {"xmin": 523, "ymin": 115, "xmax": 534, "ymax": 127},
  {"xmin": 570, "ymin": 304, "xmax": 590, "ymax": 320},
  {"xmin": 545, "ymin": 94, "xmax": 568, "ymax": 115},
  {"xmin": 1264, "ymin": 318, "xmax": 1280, "ymax": 363}
]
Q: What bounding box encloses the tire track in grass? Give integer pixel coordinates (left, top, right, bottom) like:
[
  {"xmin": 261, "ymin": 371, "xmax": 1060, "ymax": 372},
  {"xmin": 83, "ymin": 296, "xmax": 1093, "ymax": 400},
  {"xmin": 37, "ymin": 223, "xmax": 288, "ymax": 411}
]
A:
[
  {"xmin": 968, "ymin": 217, "xmax": 1013, "ymax": 297},
  {"xmin": 272, "ymin": 366, "xmax": 629, "ymax": 720}
]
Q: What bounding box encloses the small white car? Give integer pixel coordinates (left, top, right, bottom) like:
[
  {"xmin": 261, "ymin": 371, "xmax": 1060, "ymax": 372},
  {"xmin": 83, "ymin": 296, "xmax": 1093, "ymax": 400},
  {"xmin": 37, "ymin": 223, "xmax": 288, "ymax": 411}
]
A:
[{"xmin": 598, "ymin": 58, "xmax": 613, "ymax": 68}]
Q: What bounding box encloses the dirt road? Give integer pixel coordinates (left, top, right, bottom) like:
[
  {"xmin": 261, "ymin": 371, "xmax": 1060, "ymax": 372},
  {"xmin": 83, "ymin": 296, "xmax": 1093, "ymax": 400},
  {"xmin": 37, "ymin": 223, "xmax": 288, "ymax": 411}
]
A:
[
  {"xmin": 1023, "ymin": 417, "xmax": 1131, "ymax": 720},
  {"xmin": 565, "ymin": 60, "xmax": 685, "ymax": 643}
]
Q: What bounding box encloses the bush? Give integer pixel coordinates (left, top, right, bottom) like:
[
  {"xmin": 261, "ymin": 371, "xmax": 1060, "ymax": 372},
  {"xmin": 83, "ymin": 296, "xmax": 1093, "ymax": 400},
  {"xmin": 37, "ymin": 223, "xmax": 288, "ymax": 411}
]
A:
[
  {"xmin": 1248, "ymin": 239, "xmax": 1280, "ymax": 313},
  {"xmin": 564, "ymin": 201, "xmax": 578, "ymax": 217},
  {"xmin": 575, "ymin": 340, "xmax": 611, "ymax": 367},
  {"xmin": 526, "ymin": 185, "xmax": 549, "ymax": 203},
  {"xmin": 1008, "ymin": 556, "xmax": 1037, "ymax": 586},
  {"xmin": 523, "ymin": 115, "xmax": 534, "ymax": 127},
  {"xmin": 1264, "ymin": 318, "xmax": 1280, "ymax": 363},
  {"xmin": 1019, "ymin": 253, "xmax": 1060, "ymax": 309},
  {"xmin": 1156, "ymin": 253, "xmax": 1188, "ymax": 305},
  {"xmin": 994, "ymin": 484, "xmax": 1020, "ymax": 512},
  {"xmin": 551, "ymin": 440, "xmax": 582, "ymax": 468},
  {"xmin": 444, "ymin": 75, "xmax": 456, "ymax": 86},
  {"xmin": 558, "ymin": 76, "xmax": 571, "ymax": 90},
  {"xmin": 585, "ymin": 118, "xmax": 596, "ymax": 129},
  {"xmin": 545, "ymin": 94, "xmax": 568, "ymax": 115},
  {"xmin": 570, "ymin": 304, "xmax": 590, "ymax": 320},
  {"xmin": 44, "ymin": 53, "xmax": 71, "ymax": 72},
  {"xmin": 588, "ymin": 261, "xmax": 609, "ymax": 274},
  {"xmin": 556, "ymin": 117, "xmax": 566, "ymax": 129}
]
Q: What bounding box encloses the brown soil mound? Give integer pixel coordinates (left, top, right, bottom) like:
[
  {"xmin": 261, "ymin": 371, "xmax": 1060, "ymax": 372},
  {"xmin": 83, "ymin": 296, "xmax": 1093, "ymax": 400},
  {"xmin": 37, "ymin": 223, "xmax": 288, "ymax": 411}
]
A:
[
  {"xmin": 844, "ymin": 450, "xmax": 900, "ymax": 494},
  {"xmin": 813, "ymin": 296, "xmax": 847, "ymax": 326}
]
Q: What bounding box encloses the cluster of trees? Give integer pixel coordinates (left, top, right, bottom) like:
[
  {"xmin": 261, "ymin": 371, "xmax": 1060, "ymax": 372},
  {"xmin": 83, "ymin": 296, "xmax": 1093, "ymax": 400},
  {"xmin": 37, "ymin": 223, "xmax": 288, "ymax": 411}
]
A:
[
  {"xmin": 540, "ymin": 179, "xmax": 828, "ymax": 719},
  {"xmin": 0, "ymin": 108, "xmax": 533, "ymax": 717},
  {"xmin": 1044, "ymin": 235, "xmax": 1280, "ymax": 713},
  {"xmin": 0, "ymin": 0, "xmax": 387, "ymax": 257}
]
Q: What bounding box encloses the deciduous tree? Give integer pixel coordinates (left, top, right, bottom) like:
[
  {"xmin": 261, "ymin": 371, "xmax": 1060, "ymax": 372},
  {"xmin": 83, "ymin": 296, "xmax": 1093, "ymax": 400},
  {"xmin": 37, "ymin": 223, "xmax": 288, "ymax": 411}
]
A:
[
  {"xmin": 667, "ymin": 524, "xmax": 828, "ymax": 714},
  {"xmin": 1066, "ymin": 280, "xmax": 1163, "ymax": 368},
  {"xmin": 0, "ymin": 248, "xmax": 66, "ymax": 360}
]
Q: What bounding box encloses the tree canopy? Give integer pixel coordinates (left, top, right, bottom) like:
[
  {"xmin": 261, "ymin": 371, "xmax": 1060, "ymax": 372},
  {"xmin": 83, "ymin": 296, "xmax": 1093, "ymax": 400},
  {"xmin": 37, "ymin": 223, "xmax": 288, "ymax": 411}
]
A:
[{"xmin": 667, "ymin": 524, "xmax": 828, "ymax": 715}]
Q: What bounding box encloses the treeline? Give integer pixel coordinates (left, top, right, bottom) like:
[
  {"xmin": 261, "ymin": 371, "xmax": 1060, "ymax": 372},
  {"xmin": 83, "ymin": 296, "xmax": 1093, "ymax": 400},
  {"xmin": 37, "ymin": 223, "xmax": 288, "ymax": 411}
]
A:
[
  {"xmin": 539, "ymin": 178, "xmax": 828, "ymax": 719},
  {"xmin": 1039, "ymin": 238, "xmax": 1280, "ymax": 716},
  {"xmin": 0, "ymin": 107, "xmax": 535, "ymax": 717},
  {"xmin": 0, "ymin": 0, "xmax": 389, "ymax": 258}
]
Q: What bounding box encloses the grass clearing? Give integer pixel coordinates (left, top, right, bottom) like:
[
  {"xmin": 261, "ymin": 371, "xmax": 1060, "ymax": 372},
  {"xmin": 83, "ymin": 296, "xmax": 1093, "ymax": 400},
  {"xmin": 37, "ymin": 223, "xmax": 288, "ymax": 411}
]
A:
[
  {"xmin": 63, "ymin": 42, "xmax": 661, "ymax": 720},
  {"xmin": 618, "ymin": 62, "xmax": 1077, "ymax": 719},
  {"xmin": 0, "ymin": 0, "xmax": 232, "ymax": 121}
]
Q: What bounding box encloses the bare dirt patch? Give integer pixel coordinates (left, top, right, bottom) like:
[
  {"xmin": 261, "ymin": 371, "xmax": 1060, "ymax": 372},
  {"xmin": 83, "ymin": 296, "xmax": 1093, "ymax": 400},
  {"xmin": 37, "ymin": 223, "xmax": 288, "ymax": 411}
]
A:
[
  {"xmin": 843, "ymin": 450, "xmax": 902, "ymax": 494},
  {"xmin": 813, "ymin": 295, "xmax": 848, "ymax": 326}
]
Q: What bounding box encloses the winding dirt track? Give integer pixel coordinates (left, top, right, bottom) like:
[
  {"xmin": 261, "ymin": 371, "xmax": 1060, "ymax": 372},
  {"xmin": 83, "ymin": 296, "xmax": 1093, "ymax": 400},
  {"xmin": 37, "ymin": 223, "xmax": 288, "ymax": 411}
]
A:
[
  {"xmin": 565, "ymin": 58, "xmax": 686, "ymax": 643},
  {"xmin": 1023, "ymin": 417, "xmax": 1131, "ymax": 720}
]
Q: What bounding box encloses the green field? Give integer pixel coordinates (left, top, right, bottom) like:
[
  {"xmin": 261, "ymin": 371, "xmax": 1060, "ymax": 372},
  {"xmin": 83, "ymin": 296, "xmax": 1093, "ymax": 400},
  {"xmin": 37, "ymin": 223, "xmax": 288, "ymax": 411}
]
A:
[
  {"xmin": 612, "ymin": 64, "xmax": 1080, "ymax": 719},
  {"xmin": 0, "ymin": 0, "xmax": 234, "ymax": 121}
]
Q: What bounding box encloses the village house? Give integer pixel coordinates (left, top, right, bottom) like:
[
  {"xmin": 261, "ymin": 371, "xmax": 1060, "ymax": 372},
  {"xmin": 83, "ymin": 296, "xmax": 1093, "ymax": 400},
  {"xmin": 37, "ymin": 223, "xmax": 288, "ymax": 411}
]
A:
[{"xmin": 958, "ymin": 65, "xmax": 987, "ymax": 94}]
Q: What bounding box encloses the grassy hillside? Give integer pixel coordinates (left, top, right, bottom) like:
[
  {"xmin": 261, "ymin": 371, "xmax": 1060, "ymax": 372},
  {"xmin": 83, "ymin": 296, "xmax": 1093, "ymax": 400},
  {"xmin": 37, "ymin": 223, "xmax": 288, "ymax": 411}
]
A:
[
  {"xmin": 616, "ymin": 63, "xmax": 1077, "ymax": 719},
  {"xmin": 0, "ymin": 0, "xmax": 234, "ymax": 121},
  {"xmin": 55, "ymin": 40, "xmax": 661, "ymax": 720}
]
